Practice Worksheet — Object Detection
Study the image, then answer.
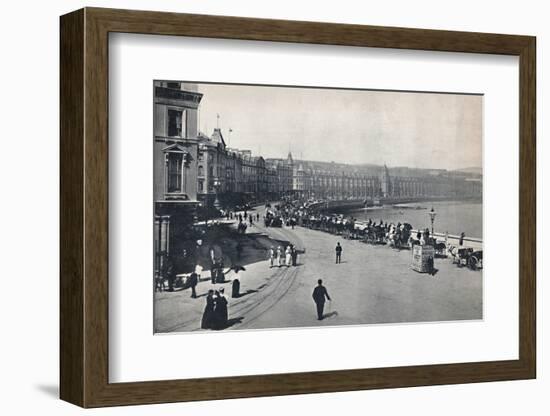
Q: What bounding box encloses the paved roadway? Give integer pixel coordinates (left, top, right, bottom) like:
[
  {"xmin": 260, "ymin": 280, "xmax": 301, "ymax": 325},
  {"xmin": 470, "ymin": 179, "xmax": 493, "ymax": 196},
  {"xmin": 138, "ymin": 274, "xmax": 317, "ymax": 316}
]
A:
[{"xmin": 154, "ymin": 205, "xmax": 482, "ymax": 333}]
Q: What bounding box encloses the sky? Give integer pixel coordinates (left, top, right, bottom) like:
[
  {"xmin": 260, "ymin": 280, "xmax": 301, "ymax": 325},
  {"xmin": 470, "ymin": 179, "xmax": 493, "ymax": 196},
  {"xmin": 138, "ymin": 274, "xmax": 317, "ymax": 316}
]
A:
[{"xmin": 195, "ymin": 82, "xmax": 482, "ymax": 170}]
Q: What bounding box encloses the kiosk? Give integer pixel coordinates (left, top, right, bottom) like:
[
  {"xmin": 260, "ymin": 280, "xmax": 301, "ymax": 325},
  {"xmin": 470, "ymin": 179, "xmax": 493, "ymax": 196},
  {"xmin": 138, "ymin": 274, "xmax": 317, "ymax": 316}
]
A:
[{"xmin": 411, "ymin": 244, "xmax": 435, "ymax": 273}]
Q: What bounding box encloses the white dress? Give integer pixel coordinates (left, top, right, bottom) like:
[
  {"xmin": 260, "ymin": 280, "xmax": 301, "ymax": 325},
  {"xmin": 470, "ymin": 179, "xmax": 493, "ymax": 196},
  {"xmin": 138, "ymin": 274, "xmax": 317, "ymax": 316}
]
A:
[{"xmin": 285, "ymin": 248, "xmax": 292, "ymax": 266}]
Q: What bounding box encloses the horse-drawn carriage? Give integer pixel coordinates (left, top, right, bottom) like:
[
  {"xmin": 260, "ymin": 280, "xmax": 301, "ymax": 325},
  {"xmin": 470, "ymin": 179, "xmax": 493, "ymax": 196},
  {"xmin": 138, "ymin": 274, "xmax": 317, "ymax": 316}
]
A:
[
  {"xmin": 264, "ymin": 215, "xmax": 282, "ymax": 227},
  {"xmin": 433, "ymin": 240, "xmax": 447, "ymax": 257},
  {"xmin": 388, "ymin": 223, "xmax": 413, "ymax": 249},
  {"xmin": 450, "ymin": 246, "xmax": 483, "ymax": 270},
  {"xmin": 263, "ymin": 210, "xmax": 282, "ymax": 228},
  {"xmin": 364, "ymin": 225, "xmax": 386, "ymax": 245}
]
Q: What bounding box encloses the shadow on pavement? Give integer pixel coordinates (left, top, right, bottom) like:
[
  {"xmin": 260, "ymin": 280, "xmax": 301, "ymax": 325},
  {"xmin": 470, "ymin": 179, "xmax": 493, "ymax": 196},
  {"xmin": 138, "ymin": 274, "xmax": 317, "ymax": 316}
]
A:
[
  {"xmin": 223, "ymin": 316, "xmax": 244, "ymax": 329},
  {"xmin": 234, "ymin": 289, "xmax": 258, "ymax": 298}
]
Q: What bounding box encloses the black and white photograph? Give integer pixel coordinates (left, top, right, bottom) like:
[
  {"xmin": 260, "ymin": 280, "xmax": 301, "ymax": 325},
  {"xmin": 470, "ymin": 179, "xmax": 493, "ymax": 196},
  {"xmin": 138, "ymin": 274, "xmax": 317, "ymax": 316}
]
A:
[{"xmin": 153, "ymin": 80, "xmax": 483, "ymax": 333}]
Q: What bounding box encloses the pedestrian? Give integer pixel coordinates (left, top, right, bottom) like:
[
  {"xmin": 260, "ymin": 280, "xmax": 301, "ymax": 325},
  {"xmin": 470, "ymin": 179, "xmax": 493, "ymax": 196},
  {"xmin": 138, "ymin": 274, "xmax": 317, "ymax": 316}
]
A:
[
  {"xmin": 232, "ymin": 277, "xmax": 240, "ymax": 298},
  {"xmin": 428, "ymin": 256, "xmax": 436, "ymax": 276},
  {"xmin": 214, "ymin": 288, "xmax": 228, "ymax": 329},
  {"xmin": 276, "ymin": 246, "xmax": 283, "ymax": 267},
  {"xmin": 285, "ymin": 245, "xmax": 292, "ymax": 267},
  {"xmin": 188, "ymin": 271, "xmax": 198, "ymax": 298},
  {"xmin": 335, "ymin": 242, "xmax": 342, "ymax": 264},
  {"xmin": 312, "ymin": 279, "xmax": 331, "ymax": 320},
  {"xmin": 209, "ymin": 246, "xmax": 217, "ymax": 284},
  {"xmin": 210, "ymin": 267, "xmax": 216, "ymax": 284},
  {"xmin": 459, "ymin": 231, "xmax": 466, "ymax": 246},
  {"xmin": 423, "ymin": 228, "xmax": 431, "ymax": 245},
  {"xmin": 269, "ymin": 246, "xmax": 275, "ymax": 268},
  {"xmin": 201, "ymin": 290, "xmax": 215, "ymax": 329},
  {"xmin": 291, "ymin": 246, "xmax": 298, "ymax": 266},
  {"xmin": 161, "ymin": 253, "xmax": 175, "ymax": 291}
]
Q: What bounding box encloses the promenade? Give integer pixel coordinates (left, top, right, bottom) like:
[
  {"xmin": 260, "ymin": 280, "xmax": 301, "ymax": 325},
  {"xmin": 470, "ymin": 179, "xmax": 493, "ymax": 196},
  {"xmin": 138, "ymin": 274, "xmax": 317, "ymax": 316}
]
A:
[{"xmin": 154, "ymin": 205, "xmax": 482, "ymax": 333}]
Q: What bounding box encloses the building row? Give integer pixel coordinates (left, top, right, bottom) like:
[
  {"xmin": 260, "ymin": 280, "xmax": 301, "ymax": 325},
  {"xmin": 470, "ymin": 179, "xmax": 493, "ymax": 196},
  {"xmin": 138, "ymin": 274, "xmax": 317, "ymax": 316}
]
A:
[{"xmin": 152, "ymin": 81, "xmax": 482, "ymax": 273}]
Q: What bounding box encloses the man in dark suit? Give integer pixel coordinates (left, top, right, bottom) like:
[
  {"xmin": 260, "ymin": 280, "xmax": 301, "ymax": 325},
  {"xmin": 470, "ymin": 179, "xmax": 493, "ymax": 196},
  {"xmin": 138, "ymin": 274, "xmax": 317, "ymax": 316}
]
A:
[
  {"xmin": 312, "ymin": 279, "xmax": 331, "ymax": 320},
  {"xmin": 188, "ymin": 272, "xmax": 198, "ymax": 298},
  {"xmin": 335, "ymin": 242, "xmax": 342, "ymax": 264},
  {"xmin": 161, "ymin": 253, "xmax": 175, "ymax": 292}
]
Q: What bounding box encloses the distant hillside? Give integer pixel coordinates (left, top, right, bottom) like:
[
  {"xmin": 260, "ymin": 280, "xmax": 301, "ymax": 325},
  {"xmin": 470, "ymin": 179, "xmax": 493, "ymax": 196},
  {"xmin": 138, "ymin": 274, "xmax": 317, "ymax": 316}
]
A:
[{"xmin": 454, "ymin": 167, "xmax": 483, "ymax": 175}]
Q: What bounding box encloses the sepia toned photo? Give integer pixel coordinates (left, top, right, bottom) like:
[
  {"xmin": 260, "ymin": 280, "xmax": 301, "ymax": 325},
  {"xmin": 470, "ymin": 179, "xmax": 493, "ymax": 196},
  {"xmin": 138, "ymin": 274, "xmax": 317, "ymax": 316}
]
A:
[{"xmin": 153, "ymin": 81, "xmax": 483, "ymax": 334}]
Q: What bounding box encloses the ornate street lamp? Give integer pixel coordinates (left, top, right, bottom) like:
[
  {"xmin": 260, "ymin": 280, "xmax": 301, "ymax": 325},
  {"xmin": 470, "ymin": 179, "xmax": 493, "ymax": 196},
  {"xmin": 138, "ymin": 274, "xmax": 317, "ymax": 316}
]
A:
[
  {"xmin": 428, "ymin": 206, "xmax": 437, "ymax": 236},
  {"xmin": 213, "ymin": 178, "xmax": 222, "ymax": 210}
]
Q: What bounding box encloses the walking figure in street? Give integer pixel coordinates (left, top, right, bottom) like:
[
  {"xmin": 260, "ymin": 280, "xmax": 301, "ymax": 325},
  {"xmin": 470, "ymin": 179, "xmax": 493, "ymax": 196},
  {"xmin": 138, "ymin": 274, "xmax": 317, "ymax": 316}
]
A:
[
  {"xmin": 161, "ymin": 252, "xmax": 175, "ymax": 291},
  {"xmin": 269, "ymin": 246, "xmax": 275, "ymax": 268},
  {"xmin": 201, "ymin": 289, "xmax": 215, "ymax": 329},
  {"xmin": 335, "ymin": 242, "xmax": 342, "ymax": 264},
  {"xmin": 232, "ymin": 277, "xmax": 240, "ymax": 298},
  {"xmin": 276, "ymin": 246, "xmax": 283, "ymax": 267},
  {"xmin": 312, "ymin": 279, "xmax": 331, "ymax": 320},
  {"xmin": 285, "ymin": 245, "xmax": 292, "ymax": 267},
  {"xmin": 188, "ymin": 272, "xmax": 198, "ymax": 298},
  {"xmin": 214, "ymin": 288, "xmax": 228, "ymax": 329}
]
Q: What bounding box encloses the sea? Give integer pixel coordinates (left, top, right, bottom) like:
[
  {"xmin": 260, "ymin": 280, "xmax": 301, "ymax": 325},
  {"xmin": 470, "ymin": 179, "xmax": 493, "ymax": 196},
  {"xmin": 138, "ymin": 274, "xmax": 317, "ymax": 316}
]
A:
[{"xmin": 338, "ymin": 200, "xmax": 483, "ymax": 239}]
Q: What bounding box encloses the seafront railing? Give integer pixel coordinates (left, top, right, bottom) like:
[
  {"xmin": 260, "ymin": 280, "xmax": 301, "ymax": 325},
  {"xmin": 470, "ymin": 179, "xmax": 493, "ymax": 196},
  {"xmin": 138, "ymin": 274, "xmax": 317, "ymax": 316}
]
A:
[{"xmin": 425, "ymin": 231, "xmax": 483, "ymax": 250}]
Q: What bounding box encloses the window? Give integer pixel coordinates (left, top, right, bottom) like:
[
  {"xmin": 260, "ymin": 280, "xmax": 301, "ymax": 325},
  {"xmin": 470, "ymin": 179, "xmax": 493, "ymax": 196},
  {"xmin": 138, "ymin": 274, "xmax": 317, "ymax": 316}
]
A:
[
  {"xmin": 166, "ymin": 82, "xmax": 180, "ymax": 89},
  {"xmin": 198, "ymin": 165, "xmax": 204, "ymax": 176},
  {"xmin": 198, "ymin": 180, "xmax": 204, "ymax": 192},
  {"xmin": 167, "ymin": 152, "xmax": 183, "ymax": 193},
  {"xmin": 167, "ymin": 109, "xmax": 185, "ymax": 137}
]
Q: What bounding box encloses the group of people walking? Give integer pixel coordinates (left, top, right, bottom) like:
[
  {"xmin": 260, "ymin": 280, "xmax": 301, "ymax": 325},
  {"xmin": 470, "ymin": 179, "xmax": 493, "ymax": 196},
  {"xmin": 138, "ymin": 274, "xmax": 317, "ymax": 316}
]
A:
[
  {"xmin": 269, "ymin": 245, "xmax": 299, "ymax": 268},
  {"xmin": 201, "ymin": 288, "xmax": 229, "ymax": 330}
]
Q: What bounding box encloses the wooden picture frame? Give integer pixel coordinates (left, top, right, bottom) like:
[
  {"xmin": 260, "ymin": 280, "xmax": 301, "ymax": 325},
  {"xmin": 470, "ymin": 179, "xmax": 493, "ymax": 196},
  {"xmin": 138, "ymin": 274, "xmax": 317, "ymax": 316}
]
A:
[{"xmin": 60, "ymin": 7, "xmax": 536, "ymax": 408}]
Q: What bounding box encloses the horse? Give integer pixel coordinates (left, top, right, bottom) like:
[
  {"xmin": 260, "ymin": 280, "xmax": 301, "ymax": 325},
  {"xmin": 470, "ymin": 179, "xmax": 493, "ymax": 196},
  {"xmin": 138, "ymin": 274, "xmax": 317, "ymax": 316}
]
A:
[
  {"xmin": 434, "ymin": 241, "xmax": 447, "ymax": 257},
  {"xmin": 450, "ymin": 246, "xmax": 474, "ymax": 267},
  {"xmin": 408, "ymin": 237, "xmax": 421, "ymax": 248},
  {"xmin": 389, "ymin": 224, "xmax": 411, "ymax": 249}
]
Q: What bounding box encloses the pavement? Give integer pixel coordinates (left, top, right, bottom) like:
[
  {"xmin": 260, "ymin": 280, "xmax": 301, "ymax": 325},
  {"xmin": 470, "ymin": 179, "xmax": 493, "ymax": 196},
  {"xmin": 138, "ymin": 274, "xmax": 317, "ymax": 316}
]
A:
[{"xmin": 154, "ymin": 205, "xmax": 482, "ymax": 333}]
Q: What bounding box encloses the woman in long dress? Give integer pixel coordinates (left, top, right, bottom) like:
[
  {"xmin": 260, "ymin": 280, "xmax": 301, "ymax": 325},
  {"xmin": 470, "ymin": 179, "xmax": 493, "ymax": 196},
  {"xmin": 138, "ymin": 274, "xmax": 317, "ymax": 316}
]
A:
[
  {"xmin": 201, "ymin": 290, "xmax": 215, "ymax": 329},
  {"xmin": 214, "ymin": 288, "xmax": 228, "ymax": 329},
  {"xmin": 269, "ymin": 246, "xmax": 275, "ymax": 268},
  {"xmin": 276, "ymin": 246, "xmax": 283, "ymax": 267},
  {"xmin": 285, "ymin": 246, "xmax": 292, "ymax": 267}
]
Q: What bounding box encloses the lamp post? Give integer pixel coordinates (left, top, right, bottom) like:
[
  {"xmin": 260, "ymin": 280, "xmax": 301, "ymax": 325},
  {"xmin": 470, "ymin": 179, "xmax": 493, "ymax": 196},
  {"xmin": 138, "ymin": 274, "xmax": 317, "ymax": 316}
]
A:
[
  {"xmin": 213, "ymin": 178, "xmax": 222, "ymax": 210},
  {"xmin": 428, "ymin": 206, "xmax": 437, "ymax": 236}
]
